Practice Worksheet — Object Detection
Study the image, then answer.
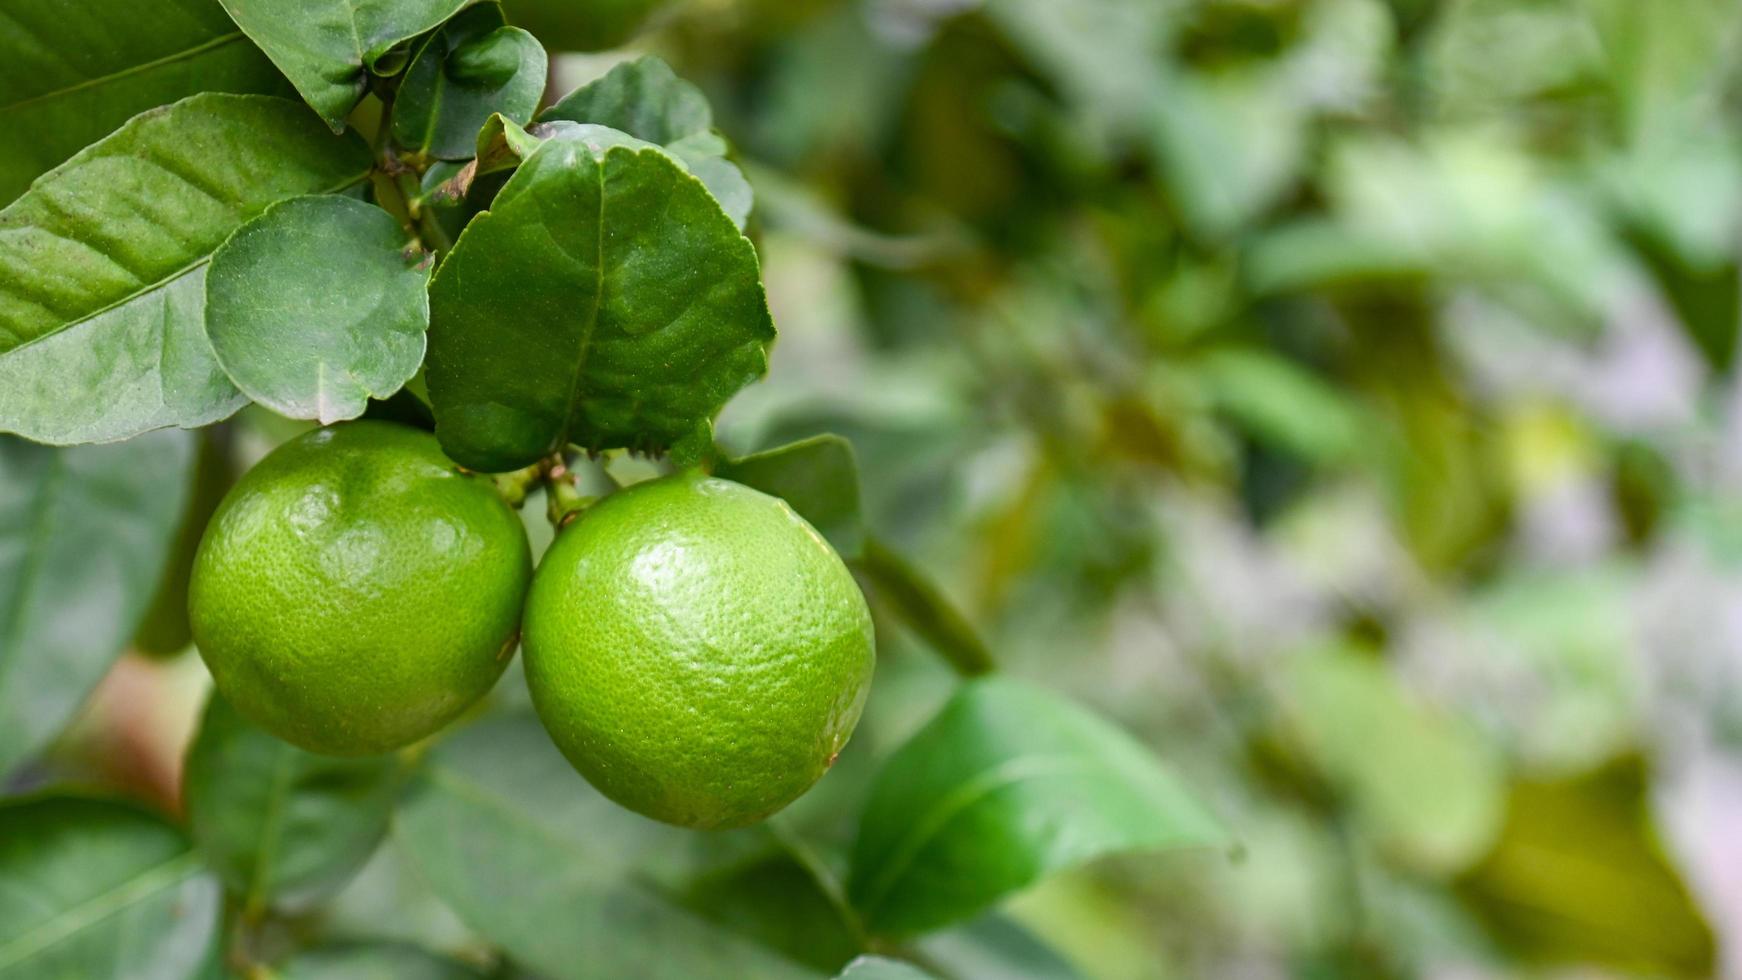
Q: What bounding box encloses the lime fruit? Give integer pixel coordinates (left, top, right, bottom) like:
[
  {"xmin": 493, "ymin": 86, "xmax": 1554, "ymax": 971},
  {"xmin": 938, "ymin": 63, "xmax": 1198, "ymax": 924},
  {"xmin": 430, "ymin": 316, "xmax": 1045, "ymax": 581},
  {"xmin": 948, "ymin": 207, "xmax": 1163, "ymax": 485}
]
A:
[
  {"xmin": 189, "ymin": 421, "xmax": 531, "ymax": 756},
  {"xmin": 522, "ymin": 472, "xmax": 875, "ymax": 829}
]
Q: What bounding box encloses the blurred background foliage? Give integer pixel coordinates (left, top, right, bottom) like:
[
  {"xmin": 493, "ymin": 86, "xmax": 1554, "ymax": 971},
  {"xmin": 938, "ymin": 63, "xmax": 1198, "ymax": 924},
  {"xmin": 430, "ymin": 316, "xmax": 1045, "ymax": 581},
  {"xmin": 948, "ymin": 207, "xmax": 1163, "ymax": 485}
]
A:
[{"xmin": 40, "ymin": 0, "xmax": 1742, "ymax": 976}]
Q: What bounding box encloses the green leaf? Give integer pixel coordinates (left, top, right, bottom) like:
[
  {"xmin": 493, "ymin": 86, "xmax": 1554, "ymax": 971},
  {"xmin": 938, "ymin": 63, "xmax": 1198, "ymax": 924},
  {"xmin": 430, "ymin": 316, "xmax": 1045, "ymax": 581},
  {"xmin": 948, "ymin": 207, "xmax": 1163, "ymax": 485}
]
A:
[
  {"xmin": 846, "ymin": 676, "xmax": 1226, "ymax": 937},
  {"xmin": 394, "ymin": 713, "xmax": 823, "ymax": 979},
  {"xmin": 0, "ymin": 797, "xmax": 222, "ymax": 978},
  {"xmin": 835, "ymin": 956, "xmax": 936, "ymax": 980},
  {"xmin": 393, "ymin": 5, "xmax": 548, "ymax": 160},
  {"xmin": 1275, "ymin": 647, "xmax": 1507, "ymax": 875},
  {"xmin": 205, "ymin": 195, "xmax": 432, "ymax": 424},
  {"xmin": 854, "ymin": 538, "xmax": 993, "ymax": 677},
  {"xmin": 273, "ymin": 942, "xmax": 486, "ymax": 980},
  {"xmin": 425, "ymin": 126, "xmax": 774, "ymax": 472},
  {"xmin": 0, "ymin": 93, "xmax": 372, "ymax": 445},
  {"xmin": 0, "ymin": 431, "xmax": 196, "ymax": 778},
  {"xmin": 0, "ymin": 0, "xmax": 289, "ymax": 205},
  {"xmin": 183, "ymin": 694, "xmax": 402, "ymax": 915},
  {"xmin": 543, "ymin": 56, "xmax": 752, "ymax": 228},
  {"xmin": 716, "ymin": 435, "xmax": 865, "ymax": 557},
  {"xmin": 217, "ymin": 0, "xmax": 472, "ymax": 129}
]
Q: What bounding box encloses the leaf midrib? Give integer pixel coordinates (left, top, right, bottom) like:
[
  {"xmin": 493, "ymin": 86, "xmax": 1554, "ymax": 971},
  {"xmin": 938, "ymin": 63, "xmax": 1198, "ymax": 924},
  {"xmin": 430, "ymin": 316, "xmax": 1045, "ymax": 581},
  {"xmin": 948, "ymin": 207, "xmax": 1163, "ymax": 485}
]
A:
[
  {"xmin": 852, "ymin": 752, "xmax": 1088, "ymax": 919},
  {"xmin": 554, "ymin": 145, "xmax": 610, "ymax": 457},
  {"xmin": 0, "ymin": 31, "xmax": 251, "ymax": 114},
  {"xmin": 243, "ymin": 744, "xmax": 300, "ymax": 914},
  {"xmin": 0, "ymin": 850, "xmax": 203, "ymax": 969}
]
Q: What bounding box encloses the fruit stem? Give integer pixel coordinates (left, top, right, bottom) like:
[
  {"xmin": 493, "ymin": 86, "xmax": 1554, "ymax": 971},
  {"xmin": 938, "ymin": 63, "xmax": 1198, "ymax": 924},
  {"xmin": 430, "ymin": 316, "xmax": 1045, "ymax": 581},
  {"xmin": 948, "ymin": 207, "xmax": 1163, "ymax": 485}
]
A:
[
  {"xmin": 544, "ymin": 463, "xmax": 596, "ymax": 529},
  {"xmin": 492, "ymin": 458, "xmax": 553, "ymax": 509}
]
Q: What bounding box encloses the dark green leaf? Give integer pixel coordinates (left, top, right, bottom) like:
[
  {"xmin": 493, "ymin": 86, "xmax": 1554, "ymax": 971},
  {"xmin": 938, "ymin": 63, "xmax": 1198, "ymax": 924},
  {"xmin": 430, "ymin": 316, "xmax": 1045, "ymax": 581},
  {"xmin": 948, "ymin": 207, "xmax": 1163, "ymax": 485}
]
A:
[
  {"xmin": 0, "ymin": 94, "xmax": 372, "ymax": 444},
  {"xmin": 205, "ymin": 195, "xmax": 432, "ymax": 424},
  {"xmin": 496, "ymin": 0, "xmax": 672, "ymax": 53},
  {"xmin": 425, "ymin": 126, "xmax": 774, "ymax": 472},
  {"xmin": 854, "ymin": 538, "xmax": 993, "ymax": 677},
  {"xmin": 217, "ymin": 0, "xmax": 472, "ymax": 128},
  {"xmin": 394, "ymin": 713, "xmax": 823, "ymax": 979},
  {"xmin": 0, "ymin": 0, "xmax": 288, "ymax": 205},
  {"xmin": 717, "ymin": 435, "xmax": 865, "ymax": 557},
  {"xmin": 394, "ymin": 6, "xmax": 548, "ymax": 160},
  {"xmin": 0, "ymin": 797, "xmax": 221, "ymax": 978},
  {"xmin": 834, "ymin": 956, "xmax": 935, "ymax": 980},
  {"xmin": 543, "ymin": 56, "xmax": 752, "ymax": 227},
  {"xmin": 273, "ymin": 943, "xmax": 486, "ymax": 980},
  {"xmin": 0, "ymin": 431, "xmax": 195, "ymax": 778},
  {"xmin": 133, "ymin": 428, "xmax": 234, "ymax": 656},
  {"xmin": 183, "ymin": 694, "xmax": 402, "ymax": 915},
  {"xmin": 847, "ymin": 677, "xmax": 1226, "ymax": 936}
]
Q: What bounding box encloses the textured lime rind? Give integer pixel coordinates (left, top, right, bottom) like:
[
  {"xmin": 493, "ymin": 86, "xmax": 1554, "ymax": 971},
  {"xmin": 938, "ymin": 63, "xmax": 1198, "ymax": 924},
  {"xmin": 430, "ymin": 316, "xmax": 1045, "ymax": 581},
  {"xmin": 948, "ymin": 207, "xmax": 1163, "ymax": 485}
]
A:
[
  {"xmin": 189, "ymin": 421, "xmax": 531, "ymax": 755},
  {"xmin": 523, "ymin": 472, "xmax": 875, "ymax": 829}
]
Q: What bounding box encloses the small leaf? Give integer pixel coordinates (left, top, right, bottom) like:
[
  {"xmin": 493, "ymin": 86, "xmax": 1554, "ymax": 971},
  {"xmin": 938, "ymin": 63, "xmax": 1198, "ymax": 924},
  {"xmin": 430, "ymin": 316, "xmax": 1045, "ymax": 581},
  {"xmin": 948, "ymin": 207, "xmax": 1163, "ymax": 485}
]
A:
[
  {"xmin": 394, "ymin": 713, "xmax": 823, "ymax": 979},
  {"xmin": 394, "ymin": 6, "xmax": 548, "ymax": 160},
  {"xmin": 544, "ymin": 56, "xmax": 752, "ymax": 227},
  {"xmin": 0, "ymin": 431, "xmax": 196, "ymax": 778},
  {"xmin": 0, "ymin": 797, "xmax": 222, "ymax": 978},
  {"xmin": 835, "ymin": 956, "xmax": 936, "ymax": 980},
  {"xmin": 183, "ymin": 694, "xmax": 402, "ymax": 915},
  {"xmin": 425, "ymin": 126, "xmax": 774, "ymax": 472},
  {"xmin": 0, "ymin": 0, "xmax": 288, "ymax": 205},
  {"xmin": 847, "ymin": 677, "xmax": 1226, "ymax": 936},
  {"xmin": 205, "ymin": 195, "xmax": 432, "ymax": 424},
  {"xmin": 273, "ymin": 942, "xmax": 486, "ymax": 979},
  {"xmin": 717, "ymin": 435, "xmax": 865, "ymax": 557},
  {"xmin": 0, "ymin": 94, "xmax": 372, "ymax": 445},
  {"xmin": 854, "ymin": 538, "xmax": 993, "ymax": 677},
  {"xmin": 217, "ymin": 0, "xmax": 472, "ymax": 128}
]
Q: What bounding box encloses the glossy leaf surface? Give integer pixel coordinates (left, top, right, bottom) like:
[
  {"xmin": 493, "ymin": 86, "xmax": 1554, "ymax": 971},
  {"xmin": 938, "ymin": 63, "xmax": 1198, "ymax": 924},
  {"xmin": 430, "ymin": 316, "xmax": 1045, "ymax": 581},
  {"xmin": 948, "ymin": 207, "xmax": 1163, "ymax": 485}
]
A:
[
  {"xmin": 206, "ymin": 195, "xmax": 432, "ymax": 424},
  {"xmin": 0, "ymin": 94, "xmax": 371, "ymax": 444},
  {"xmin": 393, "ymin": 5, "xmax": 547, "ymax": 160},
  {"xmin": 0, "ymin": 0, "xmax": 287, "ymax": 205},
  {"xmin": 847, "ymin": 677, "xmax": 1225, "ymax": 936},
  {"xmin": 543, "ymin": 56, "xmax": 751, "ymax": 227},
  {"xmin": 425, "ymin": 126, "xmax": 772, "ymax": 471},
  {"xmin": 217, "ymin": 0, "xmax": 471, "ymax": 128}
]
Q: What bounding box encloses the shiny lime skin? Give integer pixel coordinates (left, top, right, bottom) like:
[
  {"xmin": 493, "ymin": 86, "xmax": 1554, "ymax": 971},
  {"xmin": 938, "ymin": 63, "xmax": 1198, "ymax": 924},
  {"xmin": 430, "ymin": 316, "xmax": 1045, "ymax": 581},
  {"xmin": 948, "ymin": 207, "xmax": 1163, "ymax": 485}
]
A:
[
  {"xmin": 523, "ymin": 472, "xmax": 875, "ymax": 829},
  {"xmin": 189, "ymin": 421, "xmax": 531, "ymax": 756}
]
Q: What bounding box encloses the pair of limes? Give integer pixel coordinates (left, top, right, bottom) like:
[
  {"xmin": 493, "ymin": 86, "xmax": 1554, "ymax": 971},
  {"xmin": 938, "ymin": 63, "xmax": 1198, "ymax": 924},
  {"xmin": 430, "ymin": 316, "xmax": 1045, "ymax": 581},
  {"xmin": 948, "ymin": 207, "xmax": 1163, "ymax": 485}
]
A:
[{"xmin": 188, "ymin": 421, "xmax": 874, "ymax": 829}]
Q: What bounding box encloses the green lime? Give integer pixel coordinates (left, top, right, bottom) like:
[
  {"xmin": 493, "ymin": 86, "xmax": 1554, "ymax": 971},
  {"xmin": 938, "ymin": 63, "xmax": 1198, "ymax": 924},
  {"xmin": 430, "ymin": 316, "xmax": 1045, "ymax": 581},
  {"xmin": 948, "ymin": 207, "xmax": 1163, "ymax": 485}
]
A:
[
  {"xmin": 523, "ymin": 471, "xmax": 875, "ymax": 829},
  {"xmin": 189, "ymin": 421, "xmax": 531, "ymax": 756}
]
